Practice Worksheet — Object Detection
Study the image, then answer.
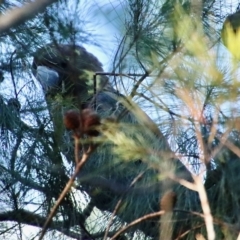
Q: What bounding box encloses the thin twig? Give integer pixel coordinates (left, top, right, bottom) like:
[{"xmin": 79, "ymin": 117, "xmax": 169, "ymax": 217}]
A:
[
  {"xmin": 175, "ymin": 223, "xmax": 205, "ymax": 240},
  {"xmin": 17, "ymin": 81, "xmax": 32, "ymax": 97},
  {"xmin": 38, "ymin": 144, "xmax": 95, "ymax": 240},
  {"xmin": 110, "ymin": 210, "xmax": 165, "ymax": 240},
  {"xmin": 74, "ymin": 135, "xmax": 80, "ymax": 165},
  {"xmin": 219, "ymin": 137, "xmax": 240, "ymax": 159},
  {"xmin": 169, "ymin": 175, "xmax": 196, "ymax": 191},
  {"xmin": 0, "ymin": 223, "xmax": 19, "ymax": 236},
  {"xmin": 103, "ymin": 171, "xmax": 145, "ymax": 240},
  {"xmin": 174, "ymin": 208, "xmax": 238, "ymax": 237},
  {"xmin": 137, "ymin": 91, "xmax": 192, "ymax": 121},
  {"xmin": 9, "ymin": 50, "xmax": 18, "ymax": 98}
]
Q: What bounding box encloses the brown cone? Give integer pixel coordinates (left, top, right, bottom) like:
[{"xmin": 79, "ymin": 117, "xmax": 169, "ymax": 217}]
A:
[
  {"xmin": 64, "ymin": 110, "xmax": 80, "ymax": 130},
  {"xmin": 80, "ymin": 109, "xmax": 100, "ymax": 136}
]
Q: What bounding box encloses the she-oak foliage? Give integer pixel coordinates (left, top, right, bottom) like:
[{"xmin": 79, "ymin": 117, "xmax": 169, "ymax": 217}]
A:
[{"xmin": 0, "ymin": 0, "xmax": 240, "ymax": 239}]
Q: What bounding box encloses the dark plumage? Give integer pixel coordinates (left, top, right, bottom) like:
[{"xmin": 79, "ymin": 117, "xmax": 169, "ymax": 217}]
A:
[
  {"xmin": 33, "ymin": 44, "xmax": 110, "ymax": 105},
  {"xmin": 32, "ymin": 43, "xmax": 194, "ymax": 239}
]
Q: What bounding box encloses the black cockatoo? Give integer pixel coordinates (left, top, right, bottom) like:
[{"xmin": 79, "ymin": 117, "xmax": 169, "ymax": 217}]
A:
[
  {"xmin": 32, "ymin": 44, "xmax": 123, "ymax": 147},
  {"xmin": 32, "ymin": 43, "xmax": 194, "ymax": 238},
  {"xmin": 32, "ymin": 44, "xmax": 114, "ymax": 107}
]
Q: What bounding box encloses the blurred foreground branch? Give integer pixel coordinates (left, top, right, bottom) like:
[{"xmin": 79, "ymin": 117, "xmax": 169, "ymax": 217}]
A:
[{"xmin": 0, "ymin": 0, "xmax": 57, "ymax": 33}]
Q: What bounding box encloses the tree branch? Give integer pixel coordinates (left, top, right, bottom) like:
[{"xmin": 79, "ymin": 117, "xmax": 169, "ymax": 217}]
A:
[
  {"xmin": 38, "ymin": 144, "xmax": 96, "ymax": 240},
  {"xmin": 0, "ymin": 0, "xmax": 58, "ymax": 33},
  {"xmin": 110, "ymin": 210, "xmax": 165, "ymax": 239},
  {"xmin": 0, "ymin": 209, "xmax": 82, "ymax": 239}
]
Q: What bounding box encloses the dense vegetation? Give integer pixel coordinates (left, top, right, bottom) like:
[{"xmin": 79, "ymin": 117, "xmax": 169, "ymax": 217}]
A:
[{"xmin": 0, "ymin": 0, "xmax": 240, "ymax": 239}]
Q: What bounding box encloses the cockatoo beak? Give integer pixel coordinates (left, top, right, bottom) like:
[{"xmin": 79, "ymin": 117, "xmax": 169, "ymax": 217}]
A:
[{"xmin": 36, "ymin": 66, "xmax": 60, "ymax": 92}]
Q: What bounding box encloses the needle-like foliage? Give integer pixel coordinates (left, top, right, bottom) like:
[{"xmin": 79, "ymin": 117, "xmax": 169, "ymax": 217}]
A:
[{"xmin": 0, "ymin": 0, "xmax": 240, "ymax": 240}]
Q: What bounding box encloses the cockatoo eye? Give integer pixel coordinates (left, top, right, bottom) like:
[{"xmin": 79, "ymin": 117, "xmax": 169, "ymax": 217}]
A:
[
  {"xmin": 60, "ymin": 61, "xmax": 68, "ymax": 68},
  {"xmin": 36, "ymin": 66, "xmax": 60, "ymax": 92}
]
